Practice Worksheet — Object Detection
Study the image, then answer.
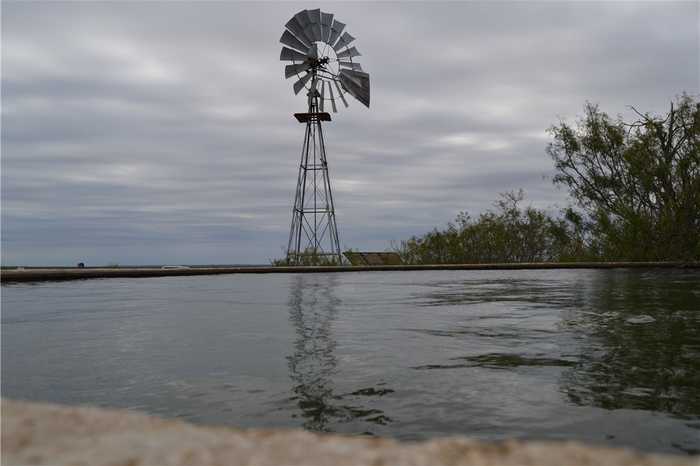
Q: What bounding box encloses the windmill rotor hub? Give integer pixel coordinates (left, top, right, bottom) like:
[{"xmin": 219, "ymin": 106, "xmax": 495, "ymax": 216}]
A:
[{"xmin": 307, "ymin": 56, "xmax": 329, "ymax": 70}]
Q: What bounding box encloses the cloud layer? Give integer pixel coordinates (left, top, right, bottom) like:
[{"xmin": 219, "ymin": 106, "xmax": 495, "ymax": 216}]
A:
[{"xmin": 2, "ymin": 2, "xmax": 698, "ymax": 265}]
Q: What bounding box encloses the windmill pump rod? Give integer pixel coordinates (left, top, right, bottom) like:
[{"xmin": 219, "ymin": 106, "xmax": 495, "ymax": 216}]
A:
[{"xmin": 307, "ymin": 70, "xmax": 320, "ymax": 112}]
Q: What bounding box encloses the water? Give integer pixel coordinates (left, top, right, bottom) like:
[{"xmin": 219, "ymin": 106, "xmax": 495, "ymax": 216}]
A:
[{"xmin": 2, "ymin": 269, "xmax": 699, "ymax": 455}]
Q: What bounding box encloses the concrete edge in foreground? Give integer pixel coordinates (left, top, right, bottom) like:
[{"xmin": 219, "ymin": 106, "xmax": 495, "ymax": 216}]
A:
[{"xmin": 2, "ymin": 398, "xmax": 694, "ymax": 466}]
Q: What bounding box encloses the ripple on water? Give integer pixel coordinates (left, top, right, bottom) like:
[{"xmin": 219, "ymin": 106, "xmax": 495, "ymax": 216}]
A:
[
  {"xmin": 413, "ymin": 353, "xmax": 579, "ymax": 370},
  {"xmin": 625, "ymin": 315, "xmax": 657, "ymax": 324}
]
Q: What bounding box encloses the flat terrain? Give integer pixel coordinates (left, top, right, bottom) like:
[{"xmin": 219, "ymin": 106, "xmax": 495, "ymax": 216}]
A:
[{"xmin": 2, "ymin": 262, "xmax": 699, "ymax": 282}]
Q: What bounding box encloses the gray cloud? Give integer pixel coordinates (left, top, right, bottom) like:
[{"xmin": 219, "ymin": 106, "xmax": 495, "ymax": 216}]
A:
[{"xmin": 2, "ymin": 1, "xmax": 698, "ymax": 265}]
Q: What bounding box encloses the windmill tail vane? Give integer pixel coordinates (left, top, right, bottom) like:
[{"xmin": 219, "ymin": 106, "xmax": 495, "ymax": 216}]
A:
[{"xmin": 279, "ymin": 9, "xmax": 370, "ymax": 265}]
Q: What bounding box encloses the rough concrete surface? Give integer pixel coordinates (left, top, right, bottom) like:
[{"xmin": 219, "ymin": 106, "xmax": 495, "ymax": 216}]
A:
[{"xmin": 2, "ymin": 399, "xmax": 697, "ymax": 466}]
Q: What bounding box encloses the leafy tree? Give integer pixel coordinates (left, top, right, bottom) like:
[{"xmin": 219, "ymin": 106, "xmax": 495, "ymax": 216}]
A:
[
  {"xmin": 547, "ymin": 95, "xmax": 700, "ymax": 260},
  {"xmin": 392, "ymin": 191, "xmax": 589, "ymax": 264}
]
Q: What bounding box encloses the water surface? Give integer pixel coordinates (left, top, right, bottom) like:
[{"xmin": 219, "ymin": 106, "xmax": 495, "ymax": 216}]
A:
[{"xmin": 2, "ymin": 269, "xmax": 699, "ymax": 454}]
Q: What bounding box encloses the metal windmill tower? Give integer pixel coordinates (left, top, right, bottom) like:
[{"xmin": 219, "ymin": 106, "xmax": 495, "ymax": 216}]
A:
[{"xmin": 280, "ymin": 9, "xmax": 370, "ymax": 265}]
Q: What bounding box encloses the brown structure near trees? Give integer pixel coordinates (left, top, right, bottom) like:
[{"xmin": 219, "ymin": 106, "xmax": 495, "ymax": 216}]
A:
[{"xmin": 343, "ymin": 252, "xmax": 403, "ymax": 266}]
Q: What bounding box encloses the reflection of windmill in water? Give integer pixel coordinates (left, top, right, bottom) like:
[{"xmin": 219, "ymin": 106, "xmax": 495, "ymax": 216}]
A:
[
  {"xmin": 286, "ymin": 274, "xmax": 392, "ymax": 432},
  {"xmin": 279, "ymin": 9, "xmax": 370, "ymax": 265}
]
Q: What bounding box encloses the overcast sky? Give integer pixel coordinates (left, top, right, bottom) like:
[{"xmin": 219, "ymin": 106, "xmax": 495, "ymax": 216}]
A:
[{"xmin": 2, "ymin": 1, "xmax": 698, "ymax": 265}]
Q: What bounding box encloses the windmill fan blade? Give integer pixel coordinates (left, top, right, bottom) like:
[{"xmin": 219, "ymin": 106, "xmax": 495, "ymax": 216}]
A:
[
  {"xmin": 333, "ymin": 79, "xmax": 349, "ymax": 108},
  {"xmin": 306, "ymin": 9, "xmax": 322, "ymax": 42},
  {"xmin": 320, "ymin": 80, "xmax": 326, "ymax": 112},
  {"xmin": 307, "ymin": 43, "xmax": 319, "ymax": 59},
  {"xmin": 293, "ymin": 10, "xmax": 315, "ymax": 46},
  {"xmin": 329, "ymin": 83, "xmax": 338, "ymax": 113},
  {"xmin": 294, "ymin": 10, "xmax": 311, "ymax": 29},
  {"xmin": 339, "ymin": 70, "xmax": 370, "ymax": 107},
  {"xmin": 285, "ymin": 17, "xmax": 312, "ymax": 48},
  {"xmin": 328, "ymin": 20, "xmax": 345, "ymax": 48},
  {"xmin": 280, "ymin": 30, "xmax": 308, "ymax": 53},
  {"xmin": 293, "ymin": 72, "xmax": 312, "ymax": 95},
  {"xmin": 280, "ymin": 46, "xmax": 308, "ymax": 62},
  {"xmin": 339, "ymin": 61, "xmax": 363, "ymax": 71},
  {"xmin": 336, "ymin": 46, "xmax": 361, "ymax": 59},
  {"xmin": 285, "ymin": 63, "xmax": 309, "ymax": 78},
  {"xmin": 333, "ymin": 31, "xmax": 356, "ymax": 52},
  {"xmin": 320, "ymin": 12, "xmax": 334, "ymax": 42}
]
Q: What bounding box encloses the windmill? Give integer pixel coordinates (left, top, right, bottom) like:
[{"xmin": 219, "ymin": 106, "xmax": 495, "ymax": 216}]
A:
[{"xmin": 280, "ymin": 9, "xmax": 370, "ymax": 265}]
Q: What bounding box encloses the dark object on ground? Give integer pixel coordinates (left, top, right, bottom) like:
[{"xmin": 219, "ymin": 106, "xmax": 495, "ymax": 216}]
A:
[
  {"xmin": 344, "ymin": 252, "xmax": 403, "ymax": 266},
  {"xmin": 77, "ymin": 262, "xmax": 85, "ymax": 268}
]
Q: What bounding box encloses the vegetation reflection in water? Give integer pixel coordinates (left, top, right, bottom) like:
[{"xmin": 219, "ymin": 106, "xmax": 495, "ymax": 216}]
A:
[
  {"xmin": 408, "ymin": 271, "xmax": 700, "ymax": 425},
  {"xmin": 286, "ymin": 275, "xmax": 393, "ymax": 432},
  {"xmin": 561, "ymin": 272, "xmax": 700, "ymax": 417}
]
